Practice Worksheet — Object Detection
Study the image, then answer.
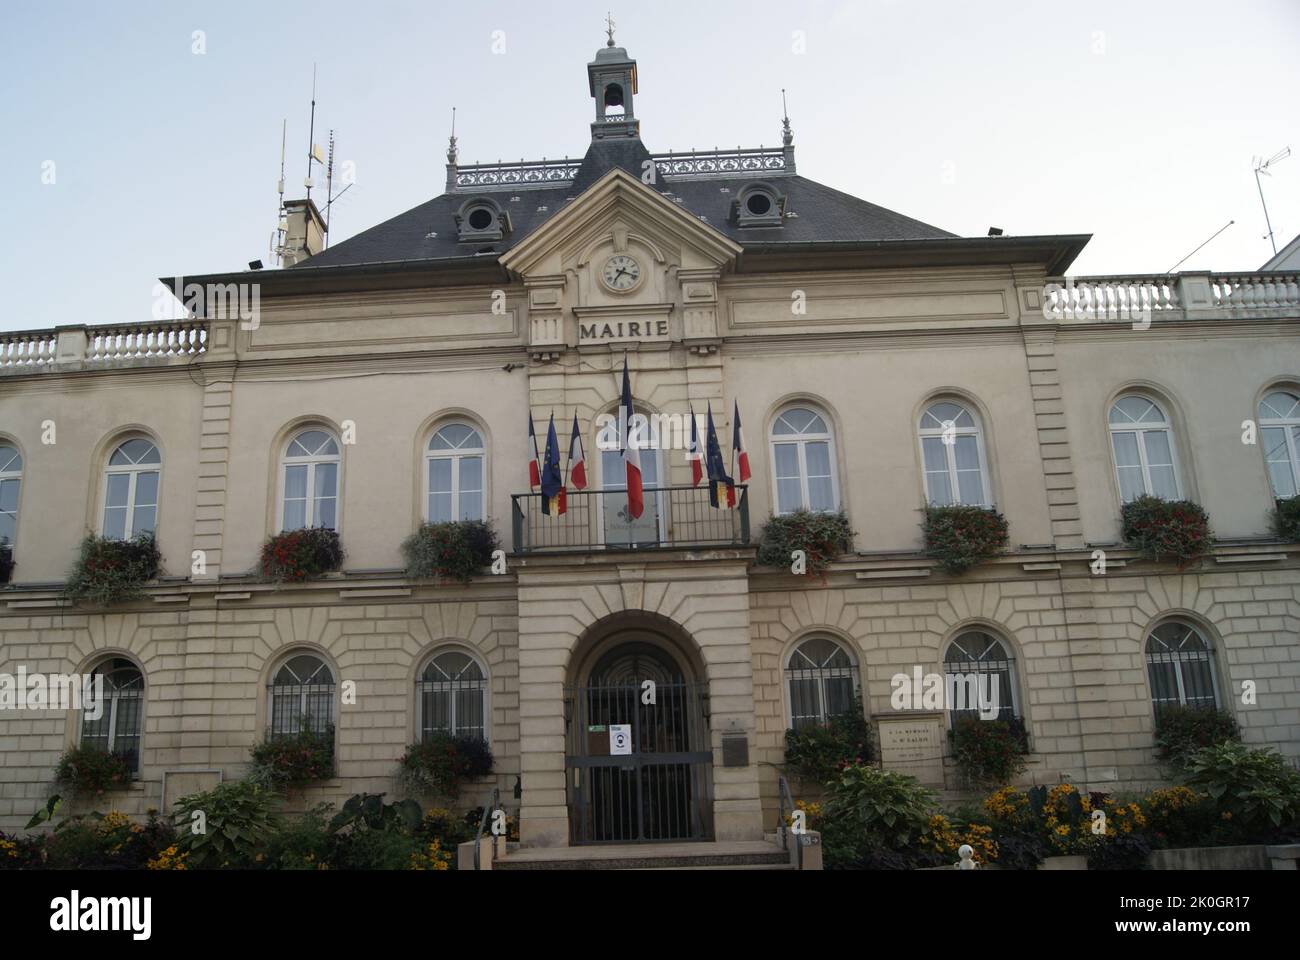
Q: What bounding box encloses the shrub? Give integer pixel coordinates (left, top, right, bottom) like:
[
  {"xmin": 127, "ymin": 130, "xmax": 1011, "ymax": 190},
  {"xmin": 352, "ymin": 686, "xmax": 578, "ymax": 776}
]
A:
[
  {"xmin": 982, "ymin": 783, "xmax": 1097, "ymax": 857},
  {"xmin": 44, "ymin": 809, "xmax": 176, "ymax": 870},
  {"xmin": 249, "ymin": 724, "xmax": 335, "ymax": 787},
  {"xmin": 1139, "ymin": 786, "xmax": 1220, "ymax": 848},
  {"xmin": 1271, "ymin": 495, "xmax": 1300, "ymax": 542},
  {"xmin": 922, "ymin": 505, "xmax": 1008, "ymax": 575},
  {"xmin": 819, "ymin": 763, "xmax": 938, "ymax": 866},
  {"xmin": 1088, "ymin": 831, "xmax": 1152, "ymax": 870},
  {"xmin": 63, "ymin": 533, "xmax": 160, "ymax": 606},
  {"xmin": 418, "ymin": 807, "xmax": 479, "ymax": 848},
  {"xmin": 173, "ymin": 780, "xmax": 281, "ymax": 869},
  {"xmin": 327, "ymin": 793, "xmax": 426, "ymax": 871},
  {"xmin": 1183, "ymin": 741, "xmax": 1300, "ymax": 837},
  {"xmin": 400, "ymin": 734, "xmax": 494, "ymax": 798},
  {"xmin": 0, "ymin": 539, "xmax": 13, "ymax": 584},
  {"xmin": 1154, "ymin": 705, "xmax": 1240, "ymax": 767},
  {"xmin": 262, "ymin": 803, "xmax": 335, "ymax": 870},
  {"xmin": 1121, "ymin": 495, "xmax": 1211, "ymax": 568},
  {"xmin": 54, "ymin": 746, "xmax": 134, "ymax": 798},
  {"xmin": 783, "ymin": 704, "xmax": 873, "ymax": 782},
  {"xmin": 259, "ymin": 527, "xmax": 343, "ymax": 582},
  {"xmin": 949, "ymin": 716, "xmax": 1029, "ymax": 787},
  {"xmin": 755, "ymin": 510, "xmax": 852, "ymax": 576},
  {"xmin": 0, "ymin": 830, "xmax": 45, "ymax": 869},
  {"xmin": 918, "ymin": 813, "xmax": 998, "ymax": 866},
  {"xmin": 401, "ymin": 520, "xmax": 500, "ymax": 583}
]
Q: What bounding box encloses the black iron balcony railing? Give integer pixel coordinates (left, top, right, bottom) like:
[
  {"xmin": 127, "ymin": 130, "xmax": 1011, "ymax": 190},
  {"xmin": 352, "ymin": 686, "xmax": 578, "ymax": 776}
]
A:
[{"xmin": 511, "ymin": 485, "xmax": 749, "ymax": 554}]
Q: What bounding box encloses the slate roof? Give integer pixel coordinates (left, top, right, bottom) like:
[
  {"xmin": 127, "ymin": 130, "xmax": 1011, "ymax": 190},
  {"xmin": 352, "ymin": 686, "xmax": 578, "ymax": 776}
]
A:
[{"xmin": 295, "ymin": 137, "xmax": 956, "ymax": 271}]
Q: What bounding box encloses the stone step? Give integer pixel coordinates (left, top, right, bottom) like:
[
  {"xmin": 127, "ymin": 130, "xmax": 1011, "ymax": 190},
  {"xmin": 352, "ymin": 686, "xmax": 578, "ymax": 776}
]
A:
[{"xmin": 494, "ymin": 840, "xmax": 791, "ymax": 871}]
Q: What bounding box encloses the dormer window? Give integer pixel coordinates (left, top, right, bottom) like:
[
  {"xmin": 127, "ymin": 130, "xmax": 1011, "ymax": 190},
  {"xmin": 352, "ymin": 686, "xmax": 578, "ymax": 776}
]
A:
[
  {"xmin": 455, "ymin": 198, "xmax": 509, "ymax": 242},
  {"xmin": 735, "ymin": 183, "xmax": 785, "ymax": 227}
]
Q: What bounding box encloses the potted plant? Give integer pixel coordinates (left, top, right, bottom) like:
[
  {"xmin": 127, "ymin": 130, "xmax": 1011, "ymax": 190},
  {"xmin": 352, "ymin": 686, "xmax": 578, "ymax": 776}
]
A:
[
  {"xmin": 1120, "ymin": 495, "xmax": 1211, "ymax": 568},
  {"xmin": 922, "ymin": 504, "xmax": 1009, "ymax": 574},
  {"xmin": 63, "ymin": 533, "xmax": 161, "ymax": 606},
  {"xmin": 259, "ymin": 527, "xmax": 344, "ymax": 582},
  {"xmin": 1271, "ymin": 495, "xmax": 1300, "ymax": 542},
  {"xmin": 399, "ymin": 733, "xmax": 494, "ymax": 798},
  {"xmin": 755, "ymin": 510, "xmax": 853, "ymax": 576},
  {"xmin": 53, "ymin": 745, "xmax": 135, "ymax": 798},
  {"xmin": 249, "ymin": 722, "xmax": 336, "ymax": 787},
  {"xmin": 400, "ymin": 520, "xmax": 499, "ymax": 584}
]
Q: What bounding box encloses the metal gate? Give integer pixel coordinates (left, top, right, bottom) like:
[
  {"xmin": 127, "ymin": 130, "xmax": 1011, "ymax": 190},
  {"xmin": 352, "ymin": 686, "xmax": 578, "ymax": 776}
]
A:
[{"xmin": 564, "ymin": 680, "xmax": 713, "ymax": 844}]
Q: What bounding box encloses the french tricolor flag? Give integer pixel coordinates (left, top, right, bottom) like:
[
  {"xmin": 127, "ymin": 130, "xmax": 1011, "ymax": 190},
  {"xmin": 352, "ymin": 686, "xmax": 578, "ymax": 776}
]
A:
[
  {"xmin": 568, "ymin": 412, "xmax": 587, "ymax": 491},
  {"xmin": 619, "ymin": 359, "xmax": 644, "ymax": 519},
  {"xmin": 733, "ymin": 399, "xmax": 752, "ymax": 483},
  {"xmin": 686, "ymin": 405, "xmax": 703, "ymax": 487},
  {"xmin": 527, "ymin": 414, "xmax": 541, "ymax": 490}
]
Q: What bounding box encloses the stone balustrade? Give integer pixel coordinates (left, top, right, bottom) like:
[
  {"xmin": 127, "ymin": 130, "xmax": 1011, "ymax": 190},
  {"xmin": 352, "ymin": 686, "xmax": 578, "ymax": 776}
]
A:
[{"xmin": 0, "ymin": 320, "xmax": 207, "ymax": 374}]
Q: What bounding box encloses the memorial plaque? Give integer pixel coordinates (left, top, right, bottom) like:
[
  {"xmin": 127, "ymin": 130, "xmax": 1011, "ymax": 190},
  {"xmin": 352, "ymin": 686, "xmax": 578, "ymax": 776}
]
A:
[{"xmin": 876, "ymin": 716, "xmax": 945, "ymax": 786}]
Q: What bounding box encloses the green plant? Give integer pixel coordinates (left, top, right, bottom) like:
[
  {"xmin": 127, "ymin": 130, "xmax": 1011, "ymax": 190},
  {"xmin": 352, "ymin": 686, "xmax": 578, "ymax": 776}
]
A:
[
  {"xmin": 1139, "ymin": 786, "xmax": 1220, "ymax": 848},
  {"xmin": 1120, "ymin": 495, "xmax": 1212, "ymax": 568},
  {"xmin": 173, "ymin": 780, "xmax": 281, "ymax": 869},
  {"xmin": 25, "ymin": 795, "xmax": 63, "ymax": 829},
  {"xmin": 43, "ymin": 809, "xmax": 176, "ymax": 870},
  {"xmin": 53, "ymin": 746, "xmax": 134, "ymax": 797},
  {"xmin": 327, "ymin": 793, "xmax": 426, "ymax": 870},
  {"xmin": 949, "ymin": 716, "xmax": 1029, "ymax": 787},
  {"xmin": 401, "ymin": 520, "xmax": 500, "ymax": 583},
  {"xmin": 328, "ymin": 792, "xmax": 423, "ymax": 834},
  {"xmin": 259, "ymin": 527, "xmax": 343, "ymax": 582},
  {"xmin": 820, "ymin": 763, "xmax": 938, "ymax": 865},
  {"xmin": 399, "ymin": 734, "xmax": 494, "ymax": 798},
  {"xmin": 783, "ymin": 704, "xmax": 873, "ymax": 782},
  {"xmin": 1154, "ymin": 705, "xmax": 1240, "ymax": 767},
  {"xmin": 63, "ymin": 533, "xmax": 160, "ymax": 606},
  {"xmin": 1088, "ymin": 831, "xmax": 1152, "ymax": 870},
  {"xmin": 1271, "ymin": 495, "xmax": 1300, "ymax": 542},
  {"xmin": 922, "ymin": 505, "xmax": 1009, "ymax": 575},
  {"xmin": 1183, "ymin": 741, "xmax": 1300, "ymax": 836},
  {"xmin": 249, "ymin": 723, "xmax": 336, "ymax": 787},
  {"xmin": 755, "ymin": 510, "xmax": 852, "ymax": 576},
  {"xmin": 0, "ymin": 538, "xmax": 13, "ymax": 584},
  {"xmin": 262, "ymin": 803, "xmax": 335, "ymax": 870}
]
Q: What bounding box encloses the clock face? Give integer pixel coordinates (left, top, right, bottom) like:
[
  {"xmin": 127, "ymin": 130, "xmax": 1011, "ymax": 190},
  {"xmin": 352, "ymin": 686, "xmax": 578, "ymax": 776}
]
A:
[{"xmin": 602, "ymin": 254, "xmax": 641, "ymax": 292}]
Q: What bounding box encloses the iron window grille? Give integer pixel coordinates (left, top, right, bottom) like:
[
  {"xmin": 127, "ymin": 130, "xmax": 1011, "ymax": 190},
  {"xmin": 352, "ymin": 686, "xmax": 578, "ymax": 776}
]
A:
[
  {"xmin": 1146, "ymin": 621, "xmax": 1220, "ymax": 717},
  {"xmin": 785, "ymin": 637, "xmax": 860, "ymax": 730},
  {"xmin": 943, "ymin": 631, "xmax": 1019, "ymax": 725},
  {"xmin": 416, "ymin": 650, "xmax": 488, "ymax": 741},
  {"xmin": 80, "ymin": 658, "xmax": 143, "ymax": 773},
  {"xmin": 268, "ymin": 654, "xmax": 336, "ymax": 739}
]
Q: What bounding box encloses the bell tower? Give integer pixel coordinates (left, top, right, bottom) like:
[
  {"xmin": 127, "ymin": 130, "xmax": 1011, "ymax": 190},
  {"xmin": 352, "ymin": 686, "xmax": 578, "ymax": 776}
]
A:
[{"xmin": 588, "ymin": 17, "xmax": 639, "ymax": 140}]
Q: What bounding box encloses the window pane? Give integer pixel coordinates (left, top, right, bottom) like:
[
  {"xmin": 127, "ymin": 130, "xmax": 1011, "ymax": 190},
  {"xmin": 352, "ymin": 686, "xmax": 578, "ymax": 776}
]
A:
[
  {"xmin": 283, "ymin": 498, "xmax": 307, "ymax": 531},
  {"xmin": 808, "ymin": 477, "xmax": 835, "ymax": 512},
  {"xmin": 956, "ymin": 467, "xmax": 984, "ymax": 506},
  {"xmin": 103, "ymin": 506, "xmax": 128, "ymax": 540},
  {"xmin": 459, "ymin": 456, "xmax": 482, "ymax": 493},
  {"xmin": 805, "ymin": 441, "xmax": 831, "ymax": 479},
  {"xmin": 776, "ymin": 478, "xmax": 802, "ymax": 514},
  {"xmin": 428, "ymin": 491, "xmax": 453, "ymax": 523},
  {"xmin": 953, "ymin": 435, "xmax": 980, "ymax": 471},
  {"xmin": 788, "ymin": 678, "xmax": 821, "ymax": 728},
  {"xmin": 134, "ymin": 471, "xmax": 159, "ymax": 508},
  {"xmin": 284, "ymin": 464, "xmax": 308, "ymax": 500},
  {"xmin": 428, "ymin": 457, "xmax": 453, "ymax": 495},
  {"xmin": 131, "ymin": 506, "xmax": 157, "ymax": 537},
  {"xmin": 105, "ymin": 473, "xmax": 130, "ymax": 508},
  {"xmin": 1262, "ymin": 427, "xmax": 1297, "ymax": 497},
  {"xmin": 1148, "ymin": 464, "xmax": 1178, "ymax": 500},
  {"xmin": 459, "ymin": 492, "xmax": 483, "ymax": 521},
  {"xmin": 314, "ymin": 463, "xmax": 337, "ymax": 499},
  {"xmin": 0, "ymin": 477, "xmax": 19, "ymax": 513},
  {"xmin": 921, "ymin": 436, "xmax": 948, "ymax": 472},
  {"xmin": 1142, "ymin": 429, "xmax": 1174, "ymax": 468},
  {"xmin": 1111, "ymin": 431, "xmax": 1141, "ymax": 468},
  {"xmin": 314, "ymin": 497, "xmax": 336, "ymax": 530},
  {"xmin": 773, "ymin": 443, "xmax": 800, "ymax": 479}
]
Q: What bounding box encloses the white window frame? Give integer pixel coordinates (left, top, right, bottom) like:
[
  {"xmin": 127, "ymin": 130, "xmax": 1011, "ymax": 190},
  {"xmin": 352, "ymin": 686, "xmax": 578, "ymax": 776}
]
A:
[
  {"xmin": 79, "ymin": 658, "xmax": 144, "ymax": 773},
  {"xmin": 942, "ymin": 631, "xmax": 1020, "ymax": 724},
  {"xmin": 1144, "ymin": 621, "xmax": 1221, "ymax": 712},
  {"xmin": 1259, "ymin": 390, "xmax": 1300, "ymax": 498},
  {"xmin": 596, "ymin": 423, "xmax": 668, "ymax": 546},
  {"xmin": 100, "ymin": 438, "xmax": 161, "ymax": 540},
  {"xmin": 415, "ymin": 647, "xmax": 490, "ymax": 743},
  {"xmin": 769, "ymin": 405, "xmax": 841, "ymax": 515},
  {"xmin": 424, "ymin": 423, "xmax": 487, "ymax": 522},
  {"xmin": 267, "ymin": 653, "xmax": 336, "ymax": 737},
  {"xmin": 278, "ymin": 430, "xmax": 341, "ymax": 532},
  {"xmin": 1108, "ymin": 395, "xmax": 1183, "ymax": 502},
  {"xmin": 0, "ymin": 443, "xmax": 22, "ymax": 550},
  {"xmin": 783, "ymin": 636, "xmax": 860, "ymax": 729},
  {"xmin": 917, "ymin": 401, "xmax": 992, "ymax": 507}
]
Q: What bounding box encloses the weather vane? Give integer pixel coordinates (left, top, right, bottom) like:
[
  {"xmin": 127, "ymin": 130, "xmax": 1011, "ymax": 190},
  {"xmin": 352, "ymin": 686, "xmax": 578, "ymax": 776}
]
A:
[{"xmin": 606, "ymin": 12, "xmax": 616, "ymax": 47}]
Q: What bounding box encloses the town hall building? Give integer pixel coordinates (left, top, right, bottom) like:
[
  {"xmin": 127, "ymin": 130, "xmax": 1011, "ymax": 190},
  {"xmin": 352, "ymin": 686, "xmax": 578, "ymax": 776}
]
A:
[{"xmin": 1, "ymin": 34, "xmax": 1298, "ymax": 851}]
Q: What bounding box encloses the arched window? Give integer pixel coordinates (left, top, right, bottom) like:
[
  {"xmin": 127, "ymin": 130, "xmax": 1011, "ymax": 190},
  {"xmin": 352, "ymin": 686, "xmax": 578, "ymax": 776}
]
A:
[
  {"xmin": 1145, "ymin": 621, "xmax": 1220, "ymax": 716},
  {"xmin": 426, "ymin": 424, "xmax": 485, "ymax": 522},
  {"xmin": 0, "ymin": 444, "xmax": 22, "ymax": 548},
  {"xmin": 918, "ymin": 400, "xmax": 990, "ymax": 506},
  {"xmin": 281, "ymin": 429, "xmax": 339, "ymax": 531},
  {"xmin": 102, "ymin": 438, "xmax": 160, "ymax": 539},
  {"xmin": 943, "ymin": 631, "xmax": 1018, "ymax": 724},
  {"xmin": 1108, "ymin": 395, "xmax": 1181, "ymax": 502},
  {"xmin": 417, "ymin": 649, "xmax": 488, "ymax": 741},
  {"xmin": 1259, "ymin": 390, "xmax": 1300, "ymax": 498},
  {"xmin": 785, "ymin": 636, "xmax": 859, "ymax": 729},
  {"xmin": 599, "ymin": 416, "xmax": 664, "ymax": 547},
  {"xmin": 80, "ymin": 657, "xmax": 143, "ymax": 773},
  {"xmin": 770, "ymin": 406, "xmax": 839, "ymax": 514},
  {"xmin": 268, "ymin": 653, "xmax": 335, "ymax": 738}
]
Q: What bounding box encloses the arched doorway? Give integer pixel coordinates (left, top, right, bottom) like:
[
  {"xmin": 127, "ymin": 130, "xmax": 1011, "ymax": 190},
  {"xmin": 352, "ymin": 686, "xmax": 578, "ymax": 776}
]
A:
[{"xmin": 564, "ymin": 624, "xmax": 713, "ymax": 844}]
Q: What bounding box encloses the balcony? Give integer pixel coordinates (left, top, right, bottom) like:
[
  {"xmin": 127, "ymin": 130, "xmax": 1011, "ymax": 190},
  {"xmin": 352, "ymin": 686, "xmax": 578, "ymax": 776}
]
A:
[{"xmin": 511, "ymin": 485, "xmax": 750, "ymax": 554}]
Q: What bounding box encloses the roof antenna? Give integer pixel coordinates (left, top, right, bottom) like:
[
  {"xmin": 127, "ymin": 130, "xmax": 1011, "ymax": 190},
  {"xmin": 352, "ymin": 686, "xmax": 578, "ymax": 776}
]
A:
[
  {"xmin": 1253, "ymin": 147, "xmax": 1291, "ymax": 255},
  {"xmin": 304, "ymin": 64, "xmax": 325, "ymax": 200},
  {"xmin": 1166, "ymin": 220, "xmax": 1235, "ymax": 274},
  {"xmin": 270, "ymin": 119, "xmax": 288, "ymax": 265}
]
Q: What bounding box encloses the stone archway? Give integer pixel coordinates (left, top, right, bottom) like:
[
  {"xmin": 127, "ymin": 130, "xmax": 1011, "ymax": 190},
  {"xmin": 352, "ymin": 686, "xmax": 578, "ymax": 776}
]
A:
[{"xmin": 563, "ymin": 612, "xmax": 713, "ymax": 844}]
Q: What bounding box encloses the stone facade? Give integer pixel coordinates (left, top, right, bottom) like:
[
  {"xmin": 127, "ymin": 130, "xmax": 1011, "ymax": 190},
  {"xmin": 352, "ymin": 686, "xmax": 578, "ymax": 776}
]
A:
[{"xmin": 2, "ymin": 42, "xmax": 1299, "ymax": 843}]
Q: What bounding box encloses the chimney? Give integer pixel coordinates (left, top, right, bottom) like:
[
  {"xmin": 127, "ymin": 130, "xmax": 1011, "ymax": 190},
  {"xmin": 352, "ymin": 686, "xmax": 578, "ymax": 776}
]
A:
[{"xmin": 281, "ymin": 198, "xmax": 327, "ymax": 266}]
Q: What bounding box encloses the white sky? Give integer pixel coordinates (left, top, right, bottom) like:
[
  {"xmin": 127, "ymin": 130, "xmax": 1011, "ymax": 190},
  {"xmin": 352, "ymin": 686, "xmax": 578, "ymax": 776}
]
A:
[{"xmin": 1, "ymin": 0, "xmax": 1298, "ymax": 332}]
